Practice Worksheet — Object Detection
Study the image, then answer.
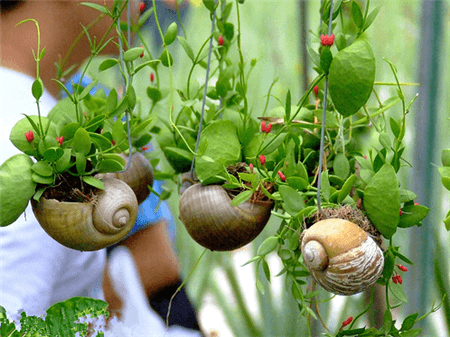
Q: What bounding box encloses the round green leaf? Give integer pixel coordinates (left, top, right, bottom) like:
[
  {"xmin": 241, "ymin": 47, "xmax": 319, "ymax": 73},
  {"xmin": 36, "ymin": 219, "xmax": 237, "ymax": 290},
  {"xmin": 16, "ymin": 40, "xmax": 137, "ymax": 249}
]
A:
[
  {"xmin": 38, "ymin": 135, "xmax": 59, "ymax": 155},
  {"xmin": 363, "ymin": 163, "xmax": 400, "ymax": 238},
  {"xmin": 42, "ymin": 147, "xmax": 64, "ymax": 162},
  {"xmin": 320, "ymin": 47, "xmax": 333, "ymax": 74},
  {"xmin": 147, "ymin": 87, "xmax": 162, "ymax": 103},
  {"xmin": 60, "ymin": 122, "xmax": 81, "ymax": 141},
  {"xmin": 32, "ymin": 78, "xmax": 44, "ymax": 100},
  {"xmin": 97, "ymin": 159, "xmax": 124, "ymax": 173},
  {"xmin": 337, "ymin": 174, "xmax": 356, "ymax": 204},
  {"xmin": 0, "ymin": 154, "xmax": 36, "ymax": 227},
  {"xmin": 333, "ymin": 153, "xmax": 350, "ymax": 180},
  {"xmin": 99, "ymin": 58, "xmax": 119, "ymax": 71},
  {"xmin": 32, "ymin": 172, "xmax": 54, "ymax": 184},
  {"xmin": 10, "ymin": 116, "xmax": 57, "ymax": 155},
  {"xmin": 329, "ymin": 38, "xmax": 376, "ymax": 117},
  {"xmin": 398, "ymin": 204, "xmax": 429, "ymax": 228},
  {"xmin": 123, "ymin": 47, "xmax": 144, "ymax": 62},
  {"xmin": 82, "ymin": 176, "xmax": 105, "ymax": 190},
  {"xmin": 164, "ymin": 22, "xmax": 177, "ymax": 46},
  {"xmin": 76, "ymin": 152, "xmax": 87, "ymax": 174},
  {"xmin": 72, "ymin": 128, "xmax": 92, "ymax": 155},
  {"xmin": 31, "ymin": 161, "xmax": 53, "ymax": 176},
  {"xmin": 159, "ymin": 49, "xmax": 174, "ymax": 67},
  {"xmin": 55, "ymin": 149, "xmax": 72, "ymax": 173}
]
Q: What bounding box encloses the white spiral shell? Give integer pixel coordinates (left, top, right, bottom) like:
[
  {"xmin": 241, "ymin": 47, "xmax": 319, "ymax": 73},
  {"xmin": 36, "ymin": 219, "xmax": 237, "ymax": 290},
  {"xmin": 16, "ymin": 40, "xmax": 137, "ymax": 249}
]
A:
[{"xmin": 301, "ymin": 219, "xmax": 384, "ymax": 296}]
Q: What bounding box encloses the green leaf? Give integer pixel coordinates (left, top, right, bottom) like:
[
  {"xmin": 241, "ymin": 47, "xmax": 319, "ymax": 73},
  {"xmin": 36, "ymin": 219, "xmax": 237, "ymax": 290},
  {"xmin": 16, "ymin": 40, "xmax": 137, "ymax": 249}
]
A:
[
  {"xmin": 333, "ymin": 153, "xmax": 350, "ymax": 180},
  {"xmin": 138, "ymin": 7, "xmax": 154, "ymax": 28},
  {"xmin": 55, "ymin": 149, "xmax": 72, "ymax": 173},
  {"xmin": 98, "ymin": 159, "xmax": 124, "ymax": 173},
  {"xmin": 31, "ymin": 172, "xmax": 54, "ymax": 184},
  {"xmin": 279, "ymin": 185, "xmax": 305, "ymax": 215},
  {"xmin": 363, "ymin": 163, "xmax": 400, "ymax": 238},
  {"xmin": 164, "ymin": 22, "xmax": 178, "ymax": 46},
  {"xmin": 31, "ymin": 161, "xmax": 53, "ymax": 176},
  {"xmin": 72, "ymin": 128, "xmax": 91, "ymax": 155},
  {"xmin": 363, "ymin": 5, "xmax": 382, "ymax": 31},
  {"xmin": 379, "ymin": 132, "xmax": 391, "ymax": 149},
  {"xmin": 85, "ymin": 115, "xmax": 106, "ymax": 133},
  {"xmin": 178, "ymin": 36, "xmax": 195, "ymax": 62},
  {"xmin": 442, "ymin": 149, "xmax": 450, "ymax": 167},
  {"xmin": 0, "ymin": 154, "xmax": 36, "ymax": 227},
  {"xmin": 399, "ymin": 189, "xmax": 418, "ymax": 203},
  {"xmin": 390, "ymin": 117, "xmax": 401, "ymax": 138},
  {"xmin": 89, "ymin": 133, "xmax": 112, "ymax": 151},
  {"xmin": 257, "ymin": 236, "xmax": 279, "ymax": 256},
  {"xmin": 352, "ymin": 0, "xmax": 364, "ymax": 29},
  {"xmin": 229, "ymin": 189, "xmax": 253, "ymax": 206},
  {"xmin": 389, "ymin": 281, "xmax": 408, "ymax": 303},
  {"xmin": 195, "ymin": 120, "xmax": 241, "ymax": 184},
  {"xmin": 401, "ymin": 312, "xmax": 418, "ymax": 331},
  {"xmin": 10, "ymin": 116, "xmax": 57, "ymax": 155},
  {"xmin": 380, "ymin": 309, "xmax": 393, "ymax": 334},
  {"xmin": 160, "ymin": 49, "xmax": 173, "ymax": 67},
  {"xmin": 99, "ymin": 58, "xmax": 119, "ymax": 71},
  {"xmin": 320, "ymin": 170, "xmax": 331, "ymax": 202},
  {"xmin": 399, "ymin": 329, "xmax": 422, "ymax": 337},
  {"xmin": 76, "ymin": 152, "xmax": 86, "ymax": 174},
  {"xmin": 398, "ymin": 204, "xmax": 429, "ymax": 228},
  {"xmin": 106, "ymin": 89, "xmax": 118, "ymax": 115},
  {"xmin": 320, "ymin": 47, "xmax": 333, "ymax": 74},
  {"xmin": 438, "ymin": 166, "xmax": 450, "ymax": 191},
  {"xmin": 32, "ymin": 78, "xmax": 44, "ymax": 100},
  {"xmin": 256, "ymin": 278, "xmax": 265, "ymax": 295},
  {"xmin": 123, "ymin": 47, "xmax": 144, "ymax": 62},
  {"xmin": 103, "ymin": 153, "xmax": 126, "ymax": 167},
  {"xmin": 80, "ymin": 2, "xmax": 110, "ymax": 15},
  {"xmin": 338, "ymin": 174, "xmax": 356, "ymax": 204},
  {"xmin": 306, "ymin": 44, "xmax": 320, "ymax": 68},
  {"xmin": 82, "ymin": 176, "xmax": 105, "ymax": 190},
  {"xmin": 147, "ymin": 87, "xmax": 162, "ymax": 103},
  {"xmin": 42, "ymin": 147, "xmax": 64, "ymax": 162},
  {"xmin": 262, "ymin": 258, "xmax": 271, "ymax": 281},
  {"xmin": 112, "ymin": 119, "xmax": 127, "ymax": 145},
  {"xmin": 134, "ymin": 60, "xmax": 160, "ymax": 74},
  {"xmin": 60, "ymin": 122, "xmax": 80, "ymax": 141},
  {"xmin": 286, "ymin": 177, "xmax": 308, "ymax": 191},
  {"xmin": 329, "ymin": 38, "xmax": 376, "ymax": 117},
  {"xmin": 203, "ymin": 0, "xmax": 216, "ymax": 12},
  {"xmin": 285, "ymin": 90, "xmax": 291, "ymax": 122}
]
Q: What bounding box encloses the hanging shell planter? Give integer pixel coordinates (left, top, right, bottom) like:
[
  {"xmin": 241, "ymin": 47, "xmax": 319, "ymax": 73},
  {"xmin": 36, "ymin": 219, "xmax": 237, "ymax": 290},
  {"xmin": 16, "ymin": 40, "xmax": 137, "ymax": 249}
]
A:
[
  {"xmin": 300, "ymin": 217, "xmax": 384, "ymax": 296},
  {"xmin": 32, "ymin": 178, "xmax": 138, "ymax": 251},
  {"xmin": 179, "ymin": 183, "xmax": 273, "ymax": 251},
  {"xmin": 96, "ymin": 152, "xmax": 153, "ymax": 205}
]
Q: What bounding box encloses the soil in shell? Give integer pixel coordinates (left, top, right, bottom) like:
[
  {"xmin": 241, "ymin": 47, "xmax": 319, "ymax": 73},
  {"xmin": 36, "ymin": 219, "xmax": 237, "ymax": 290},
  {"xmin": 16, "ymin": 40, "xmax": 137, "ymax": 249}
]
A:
[
  {"xmin": 304, "ymin": 204, "xmax": 383, "ymax": 247},
  {"xmin": 42, "ymin": 172, "xmax": 99, "ymax": 203}
]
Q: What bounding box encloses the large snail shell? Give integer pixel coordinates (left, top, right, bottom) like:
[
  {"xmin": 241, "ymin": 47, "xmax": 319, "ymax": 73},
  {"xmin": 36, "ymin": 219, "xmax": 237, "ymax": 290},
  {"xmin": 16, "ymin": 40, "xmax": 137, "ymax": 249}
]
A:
[
  {"xmin": 179, "ymin": 183, "xmax": 273, "ymax": 251},
  {"xmin": 32, "ymin": 178, "xmax": 138, "ymax": 251},
  {"xmin": 96, "ymin": 152, "xmax": 153, "ymax": 204},
  {"xmin": 301, "ymin": 219, "xmax": 384, "ymax": 296}
]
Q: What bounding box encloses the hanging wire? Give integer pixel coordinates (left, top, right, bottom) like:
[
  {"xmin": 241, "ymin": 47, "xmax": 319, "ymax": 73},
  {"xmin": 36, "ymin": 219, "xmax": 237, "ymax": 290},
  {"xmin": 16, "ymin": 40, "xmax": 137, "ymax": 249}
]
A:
[
  {"xmin": 118, "ymin": 0, "xmax": 133, "ymax": 173},
  {"xmin": 189, "ymin": 0, "xmax": 218, "ymax": 179},
  {"xmin": 316, "ymin": 0, "xmax": 334, "ymax": 218}
]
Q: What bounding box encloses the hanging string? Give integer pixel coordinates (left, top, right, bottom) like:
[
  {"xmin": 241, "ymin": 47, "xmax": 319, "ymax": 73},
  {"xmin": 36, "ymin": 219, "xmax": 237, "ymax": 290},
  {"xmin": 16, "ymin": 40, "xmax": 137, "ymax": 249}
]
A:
[
  {"xmin": 189, "ymin": 0, "xmax": 218, "ymax": 180},
  {"xmin": 316, "ymin": 0, "xmax": 334, "ymax": 218},
  {"xmin": 118, "ymin": 0, "xmax": 133, "ymax": 173}
]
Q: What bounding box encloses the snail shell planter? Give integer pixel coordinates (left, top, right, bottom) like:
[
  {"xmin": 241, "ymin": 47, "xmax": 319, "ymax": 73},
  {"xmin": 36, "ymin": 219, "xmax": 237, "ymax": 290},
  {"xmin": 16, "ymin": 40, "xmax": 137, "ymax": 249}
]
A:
[
  {"xmin": 300, "ymin": 218, "xmax": 384, "ymax": 296},
  {"xmin": 31, "ymin": 153, "xmax": 153, "ymax": 251},
  {"xmin": 179, "ymin": 183, "xmax": 274, "ymax": 251}
]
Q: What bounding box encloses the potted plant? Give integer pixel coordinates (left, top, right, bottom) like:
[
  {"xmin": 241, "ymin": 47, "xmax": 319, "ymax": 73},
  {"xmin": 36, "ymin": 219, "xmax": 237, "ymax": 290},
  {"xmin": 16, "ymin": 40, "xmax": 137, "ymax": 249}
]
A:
[{"xmin": 0, "ymin": 3, "xmax": 155, "ymax": 251}]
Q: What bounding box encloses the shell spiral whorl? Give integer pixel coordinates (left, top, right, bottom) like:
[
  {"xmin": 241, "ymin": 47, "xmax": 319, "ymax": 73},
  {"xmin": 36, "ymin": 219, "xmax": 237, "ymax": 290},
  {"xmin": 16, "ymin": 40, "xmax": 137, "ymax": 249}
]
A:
[{"xmin": 301, "ymin": 218, "xmax": 384, "ymax": 296}]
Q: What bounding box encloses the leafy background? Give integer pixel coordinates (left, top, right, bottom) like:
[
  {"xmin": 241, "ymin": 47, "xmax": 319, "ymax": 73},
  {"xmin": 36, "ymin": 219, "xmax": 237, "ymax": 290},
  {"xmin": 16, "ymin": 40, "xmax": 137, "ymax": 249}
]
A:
[{"xmin": 89, "ymin": 0, "xmax": 450, "ymax": 335}]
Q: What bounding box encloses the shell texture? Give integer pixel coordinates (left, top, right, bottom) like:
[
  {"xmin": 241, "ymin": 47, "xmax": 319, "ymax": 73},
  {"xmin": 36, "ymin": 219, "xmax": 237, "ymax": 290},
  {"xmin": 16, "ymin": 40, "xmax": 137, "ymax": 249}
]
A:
[
  {"xmin": 301, "ymin": 219, "xmax": 384, "ymax": 295},
  {"xmin": 32, "ymin": 178, "xmax": 138, "ymax": 251},
  {"xmin": 179, "ymin": 183, "xmax": 273, "ymax": 251}
]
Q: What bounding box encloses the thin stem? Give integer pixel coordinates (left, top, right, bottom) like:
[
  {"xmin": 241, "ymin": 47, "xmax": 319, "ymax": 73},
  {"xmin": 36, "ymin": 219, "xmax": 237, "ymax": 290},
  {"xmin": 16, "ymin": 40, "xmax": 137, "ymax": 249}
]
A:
[
  {"xmin": 190, "ymin": 0, "xmax": 217, "ymax": 178},
  {"xmin": 235, "ymin": 0, "xmax": 249, "ymax": 128}
]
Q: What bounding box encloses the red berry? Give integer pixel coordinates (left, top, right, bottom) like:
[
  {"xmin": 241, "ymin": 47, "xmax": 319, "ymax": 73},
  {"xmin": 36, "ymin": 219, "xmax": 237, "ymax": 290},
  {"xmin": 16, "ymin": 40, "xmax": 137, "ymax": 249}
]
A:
[
  {"xmin": 112, "ymin": 140, "xmax": 116, "ymax": 145},
  {"xmin": 56, "ymin": 136, "xmax": 64, "ymax": 146},
  {"xmin": 150, "ymin": 73, "xmax": 155, "ymax": 83},
  {"xmin": 397, "ymin": 275, "xmax": 403, "ymax": 284},
  {"xmin": 25, "ymin": 130, "xmax": 34, "ymax": 143},
  {"xmin": 320, "ymin": 33, "xmax": 335, "ymax": 46},
  {"xmin": 139, "ymin": 2, "xmax": 145, "ymax": 12},
  {"xmin": 218, "ymin": 35, "xmax": 224, "ymax": 46},
  {"xmin": 140, "ymin": 46, "xmax": 144, "ymax": 58},
  {"xmin": 392, "ymin": 275, "xmax": 398, "ymax": 284},
  {"xmin": 265, "ymin": 123, "xmax": 272, "ymax": 133},
  {"xmin": 277, "ymin": 170, "xmax": 286, "ymax": 182},
  {"xmin": 399, "ymin": 209, "xmax": 403, "ymax": 216},
  {"xmin": 342, "ymin": 317, "xmax": 353, "ymax": 327},
  {"xmin": 398, "ymin": 264, "xmax": 408, "ymax": 272},
  {"xmin": 261, "ymin": 120, "xmax": 266, "ymax": 133},
  {"xmin": 258, "ymin": 155, "xmax": 266, "ymax": 166},
  {"xmin": 313, "ymin": 85, "xmax": 319, "ymax": 96},
  {"xmin": 141, "ymin": 146, "xmax": 149, "ymax": 151}
]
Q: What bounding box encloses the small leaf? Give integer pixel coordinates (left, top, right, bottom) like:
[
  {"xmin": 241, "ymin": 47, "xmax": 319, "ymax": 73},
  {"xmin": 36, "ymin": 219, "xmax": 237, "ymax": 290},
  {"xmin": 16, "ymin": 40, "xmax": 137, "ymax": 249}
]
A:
[
  {"xmin": 441, "ymin": 149, "xmax": 450, "ymax": 166},
  {"xmin": 333, "ymin": 153, "xmax": 350, "ymax": 180},
  {"xmin": 401, "ymin": 312, "xmax": 418, "ymax": 331},
  {"xmin": 285, "ymin": 90, "xmax": 291, "ymax": 122},
  {"xmin": 379, "ymin": 132, "xmax": 391, "ymax": 149},
  {"xmin": 112, "ymin": 119, "xmax": 127, "ymax": 145},
  {"xmin": 55, "ymin": 149, "xmax": 72, "ymax": 173},
  {"xmin": 230, "ymin": 189, "xmax": 253, "ymax": 206},
  {"xmin": 76, "ymin": 152, "xmax": 86, "ymax": 174},
  {"xmin": 147, "ymin": 87, "xmax": 162, "ymax": 103},
  {"xmin": 398, "ymin": 204, "xmax": 429, "ymax": 228},
  {"xmin": 82, "ymin": 176, "xmax": 105, "ymax": 190},
  {"xmin": 99, "ymin": 58, "xmax": 119, "ymax": 71},
  {"xmin": 320, "ymin": 170, "xmax": 331, "ymax": 201},
  {"xmin": 178, "ymin": 36, "xmax": 195, "ymax": 62},
  {"xmin": 160, "ymin": 49, "xmax": 173, "ymax": 67},
  {"xmin": 256, "ymin": 278, "xmax": 265, "ymax": 295},
  {"xmin": 32, "ymin": 78, "xmax": 44, "ymax": 100},
  {"xmin": 31, "ymin": 172, "xmax": 54, "ymax": 184},
  {"xmin": 72, "ymin": 128, "xmax": 92, "ymax": 155},
  {"xmin": 438, "ymin": 167, "xmax": 450, "ymax": 191},
  {"xmin": 80, "ymin": 2, "xmax": 110, "ymax": 15},
  {"xmin": 363, "ymin": 5, "xmax": 382, "ymax": 31},
  {"xmin": 352, "ymin": 0, "xmax": 364, "ymax": 29},
  {"xmin": 320, "ymin": 47, "xmax": 333, "ymax": 74},
  {"xmin": 279, "ymin": 185, "xmax": 305, "ymax": 214},
  {"xmin": 106, "ymin": 89, "xmax": 118, "ymax": 115},
  {"xmin": 257, "ymin": 236, "xmax": 279, "ymax": 256},
  {"xmin": 123, "ymin": 47, "xmax": 145, "ymax": 62},
  {"xmin": 97, "ymin": 159, "xmax": 123, "ymax": 173},
  {"xmin": 42, "ymin": 147, "xmax": 64, "ymax": 163},
  {"xmin": 262, "ymin": 259, "xmax": 271, "ymax": 281},
  {"xmin": 338, "ymin": 174, "xmax": 356, "ymax": 204},
  {"xmin": 286, "ymin": 177, "xmax": 308, "ymax": 191},
  {"xmin": 164, "ymin": 22, "xmax": 177, "ymax": 46},
  {"xmin": 389, "ymin": 281, "xmax": 408, "ymax": 303},
  {"xmin": 390, "ymin": 117, "xmax": 401, "ymax": 138}
]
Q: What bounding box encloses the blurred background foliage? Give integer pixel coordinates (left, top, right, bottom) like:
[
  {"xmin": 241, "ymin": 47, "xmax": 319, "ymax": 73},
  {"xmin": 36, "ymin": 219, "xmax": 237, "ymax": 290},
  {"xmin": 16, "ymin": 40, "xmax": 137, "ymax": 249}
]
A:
[{"xmin": 88, "ymin": 0, "xmax": 450, "ymax": 335}]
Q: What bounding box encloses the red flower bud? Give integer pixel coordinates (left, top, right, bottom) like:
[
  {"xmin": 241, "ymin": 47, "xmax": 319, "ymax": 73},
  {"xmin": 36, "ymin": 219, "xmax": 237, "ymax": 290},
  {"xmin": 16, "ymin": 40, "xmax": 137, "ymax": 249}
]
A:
[
  {"xmin": 141, "ymin": 146, "xmax": 149, "ymax": 151},
  {"xmin": 140, "ymin": 46, "xmax": 144, "ymax": 58},
  {"xmin": 218, "ymin": 35, "xmax": 224, "ymax": 46},
  {"xmin": 397, "ymin": 275, "xmax": 403, "ymax": 284},
  {"xmin": 261, "ymin": 120, "xmax": 266, "ymax": 133},
  {"xmin": 150, "ymin": 73, "xmax": 155, "ymax": 83},
  {"xmin": 112, "ymin": 140, "xmax": 116, "ymax": 145},
  {"xmin": 277, "ymin": 170, "xmax": 286, "ymax": 182},
  {"xmin": 397, "ymin": 264, "xmax": 408, "ymax": 272},
  {"xmin": 313, "ymin": 85, "xmax": 319, "ymax": 96},
  {"xmin": 265, "ymin": 123, "xmax": 272, "ymax": 134},
  {"xmin": 258, "ymin": 155, "xmax": 266, "ymax": 166},
  {"xmin": 249, "ymin": 163, "xmax": 254, "ymax": 173},
  {"xmin": 320, "ymin": 33, "xmax": 335, "ymax": 46},
  {"xmin": 341, "ymin": 317, "xmax": 353, "ymax": 327},
  {"xmin": 399, "ymin": 209, "xmax": 403, "ymax": 216},
  {"xmin": 392, "ymin": 275, "xmax": 398, "ymax": 284},
  {"xmin": 25, "ymin": 130, "xmax": 34, "ymax": 143},
  {"xmin": 56, "ymin": 136, "xmax": 64, "ymax": 146},
  {"xmin": 139, "ymin": 2, "xmax": 145, "ymax": 12}
]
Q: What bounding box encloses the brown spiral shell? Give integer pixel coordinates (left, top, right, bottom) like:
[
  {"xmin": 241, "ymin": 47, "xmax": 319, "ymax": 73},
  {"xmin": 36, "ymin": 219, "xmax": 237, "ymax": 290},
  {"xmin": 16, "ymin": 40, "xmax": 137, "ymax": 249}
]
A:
[{"xmin": 179, "ymin": 183, "xmax": 273, "ymax": 251}]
